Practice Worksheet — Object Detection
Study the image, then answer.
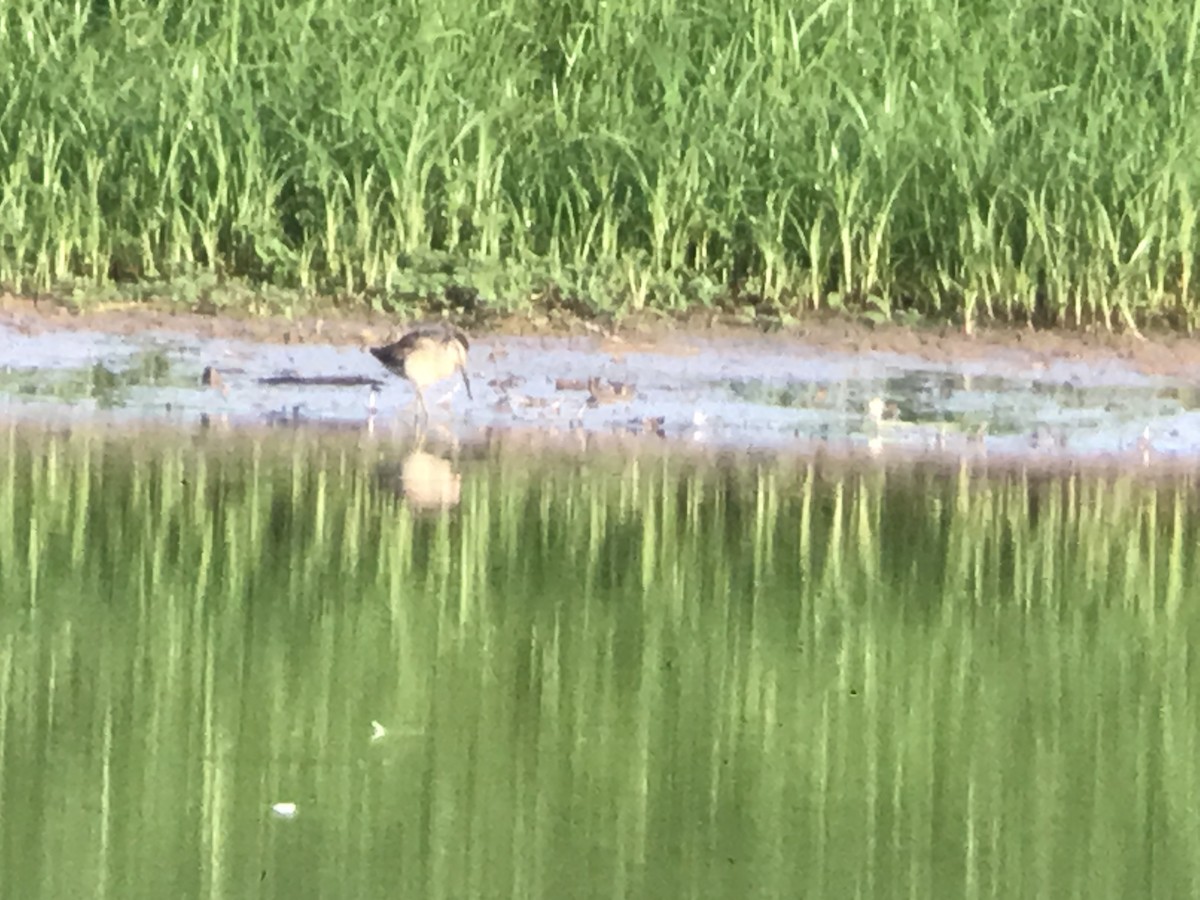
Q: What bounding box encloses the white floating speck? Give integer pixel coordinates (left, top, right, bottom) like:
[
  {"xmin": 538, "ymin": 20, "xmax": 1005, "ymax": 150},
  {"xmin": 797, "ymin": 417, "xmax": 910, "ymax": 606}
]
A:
[
  {"xmin": 370, "ymin": 720, "xmax": 387, "ymax": 742},
  {"xmin": 271, "ymin": 802, "xmax": 298, "ymax": 819}
]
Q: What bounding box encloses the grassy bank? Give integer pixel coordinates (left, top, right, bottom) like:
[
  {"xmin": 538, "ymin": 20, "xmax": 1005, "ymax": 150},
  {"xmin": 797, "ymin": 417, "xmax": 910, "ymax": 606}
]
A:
[{"xmin": 2, "ymin": 0, "xmax": 1199, "ymax": 329}]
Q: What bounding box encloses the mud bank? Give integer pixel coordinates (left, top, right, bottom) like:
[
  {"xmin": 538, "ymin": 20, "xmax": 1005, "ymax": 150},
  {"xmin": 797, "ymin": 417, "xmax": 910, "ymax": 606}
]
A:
[{"xmin": 2, "ymin": 298, "xmax": 1198, "ymax": 469}]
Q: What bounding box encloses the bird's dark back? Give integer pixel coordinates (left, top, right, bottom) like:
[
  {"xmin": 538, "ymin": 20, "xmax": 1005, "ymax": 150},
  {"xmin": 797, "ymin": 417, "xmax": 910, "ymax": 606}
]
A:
[
  {"xmin": 411, "ymin": 327, "xmax": 468, "ymax": 348},
  {"xmin": 371, "ymin": 326, "xmax": 467, "ymax": 365},
  {"xmin": 369, "ymin": 344, "xmax": 406, "ymax": 373}
]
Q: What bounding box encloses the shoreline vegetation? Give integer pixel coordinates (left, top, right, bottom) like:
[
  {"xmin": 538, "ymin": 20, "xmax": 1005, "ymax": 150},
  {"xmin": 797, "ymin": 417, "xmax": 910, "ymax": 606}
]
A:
[{"xmin": 3, "ymin": 0, "xmax": 1199, "ymax": 332}]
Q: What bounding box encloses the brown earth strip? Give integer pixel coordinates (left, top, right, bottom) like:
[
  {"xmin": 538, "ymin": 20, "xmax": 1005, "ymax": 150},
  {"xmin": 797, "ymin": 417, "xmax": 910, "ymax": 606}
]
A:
[{"xmin": 2, "ymin": 291, "xmax": 1199, "ymax": 378}]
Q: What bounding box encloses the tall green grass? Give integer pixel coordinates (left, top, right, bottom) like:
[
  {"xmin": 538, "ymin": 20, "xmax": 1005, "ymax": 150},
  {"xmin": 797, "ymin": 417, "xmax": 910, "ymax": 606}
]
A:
[
  {"xmin": 3, "ymin": 0, "xmax": 1199, "ymax": 327},
  {"xmin": 3, "ymin": 425, "xmax": 1200, "ymax": 897}
]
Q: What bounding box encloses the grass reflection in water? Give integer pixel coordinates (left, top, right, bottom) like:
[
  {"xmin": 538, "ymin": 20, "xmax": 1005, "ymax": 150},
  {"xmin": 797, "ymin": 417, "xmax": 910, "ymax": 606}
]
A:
[{"xmin": 0, "ymin": 424, "xmax": 1197, "ymax": 899}]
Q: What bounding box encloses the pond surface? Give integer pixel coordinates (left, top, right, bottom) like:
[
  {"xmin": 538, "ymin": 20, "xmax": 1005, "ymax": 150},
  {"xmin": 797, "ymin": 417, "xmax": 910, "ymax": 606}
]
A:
[
  {"xmin": 2, "ymin": 425, "xmax": 1198, "ymax": 899},
  {"xmin": 2, "ymin": 319, "xmax": 1200, "ymax": 462}
]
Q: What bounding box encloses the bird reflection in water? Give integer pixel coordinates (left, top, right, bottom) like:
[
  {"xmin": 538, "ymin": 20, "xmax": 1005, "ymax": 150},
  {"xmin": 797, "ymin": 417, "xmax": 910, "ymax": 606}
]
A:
[{"xmin": 377, "ymin": 448, "xmax": 462, "ymax": 511}]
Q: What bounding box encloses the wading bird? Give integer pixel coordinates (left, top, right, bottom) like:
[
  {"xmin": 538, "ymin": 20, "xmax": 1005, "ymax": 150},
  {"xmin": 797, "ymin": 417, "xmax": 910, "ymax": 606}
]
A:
[{"xmin": 368, "ymin": 326, "xmax": 473, "ymax": 421}]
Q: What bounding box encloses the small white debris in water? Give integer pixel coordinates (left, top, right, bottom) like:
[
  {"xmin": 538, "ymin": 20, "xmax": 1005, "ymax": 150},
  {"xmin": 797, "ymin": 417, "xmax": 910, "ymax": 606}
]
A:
[
  {"xmin": 271, "ymin": 802, "xmax": 298, "ymax": 819},
  {"xmin": 370, "ymin": 720, "xmax": 387, "ymax": 742}
]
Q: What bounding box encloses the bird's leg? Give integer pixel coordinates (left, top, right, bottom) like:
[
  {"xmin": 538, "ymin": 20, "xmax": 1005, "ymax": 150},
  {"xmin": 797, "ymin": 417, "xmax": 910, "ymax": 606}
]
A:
[
  {"xmin": 414, "ymin": 388, "xmax": 429, "ymax": 425},
  {"xmin": 430, "ymin": 422, "xmax": 458, "ymax": 452}
]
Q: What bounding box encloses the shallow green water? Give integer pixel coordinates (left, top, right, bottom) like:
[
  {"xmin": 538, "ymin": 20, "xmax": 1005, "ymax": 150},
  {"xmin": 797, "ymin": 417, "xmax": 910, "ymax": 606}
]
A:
[{"xmin": 2, "ymin": 425, "xmax": 1198, "ymax": 899}]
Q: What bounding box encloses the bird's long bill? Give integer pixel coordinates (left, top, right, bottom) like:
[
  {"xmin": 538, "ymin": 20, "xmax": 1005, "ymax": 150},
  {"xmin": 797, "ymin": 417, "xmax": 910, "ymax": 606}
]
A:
[{"xmin": 460, "ymin": 365, "xmax": 473, "ymax": 399}]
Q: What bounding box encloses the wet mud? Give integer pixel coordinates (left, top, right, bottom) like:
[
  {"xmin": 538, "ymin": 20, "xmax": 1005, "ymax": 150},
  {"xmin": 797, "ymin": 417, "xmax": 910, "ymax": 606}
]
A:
[{"xmin": 2, "ymin": 297, "xmax": 1199, "ymax": 469}]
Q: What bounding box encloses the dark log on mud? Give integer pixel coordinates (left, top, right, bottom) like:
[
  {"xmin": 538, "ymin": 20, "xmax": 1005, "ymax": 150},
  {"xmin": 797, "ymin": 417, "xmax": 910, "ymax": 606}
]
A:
[{"xmin": 257, "ymin": 374, "xmax": 385, "ymax": 389}]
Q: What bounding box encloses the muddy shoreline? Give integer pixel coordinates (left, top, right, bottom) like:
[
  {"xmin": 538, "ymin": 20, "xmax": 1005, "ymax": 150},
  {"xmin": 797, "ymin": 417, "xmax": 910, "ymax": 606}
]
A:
[
  {"xmin": 2, "ymin": 292, "xmax": 1199, "ymax": 470},
  {"xmin": 4, "ymin": 292, "xmax": 1199, "ymax": 379}
]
